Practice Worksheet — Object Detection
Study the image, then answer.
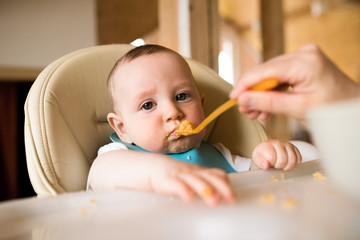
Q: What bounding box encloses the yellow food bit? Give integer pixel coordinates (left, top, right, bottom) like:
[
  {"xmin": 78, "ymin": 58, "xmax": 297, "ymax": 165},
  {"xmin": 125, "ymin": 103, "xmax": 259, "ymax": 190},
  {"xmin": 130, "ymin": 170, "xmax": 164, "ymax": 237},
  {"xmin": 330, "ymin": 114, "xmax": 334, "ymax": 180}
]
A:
[
  {"xmin": 259, "ymin": 194, "xmax": 276, "ymax": 203},
  {"xmin": 187, "ymin": 155, "xmax": 191, "ymax": 160},
  {"xmin": 313, "ymin": 171, "xmax": 326, "ymax": 180},
  {"xmin": 175, "ymin": 120, "xmax": 195, "ymax": 135},
  {"xmin": 203, "ymin": 187, "xmax": 213, "ymax": 197},
  {"xmin": 267, "ymin": 175, "xmax": 279, "ymax": 183},
  {"xmin": 79, "ymin": 207, "xmax": 88, "ymax": 216},
  {"xmin": 282, "ymin": 197, "xmax": 298, "ymax": 209},
  {"xmin": 280, "ymin": 172, "xmax": 285, "ymax": 180},
  {"xmin": 89, "ymin": 198, "xmax": 96, "ymax": 204}
]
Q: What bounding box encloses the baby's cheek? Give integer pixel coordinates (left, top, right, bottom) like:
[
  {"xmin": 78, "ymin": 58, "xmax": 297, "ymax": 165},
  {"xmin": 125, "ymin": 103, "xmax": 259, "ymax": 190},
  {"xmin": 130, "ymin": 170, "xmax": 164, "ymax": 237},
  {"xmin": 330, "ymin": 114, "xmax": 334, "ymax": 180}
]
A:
[{"xmin": 136, "ymin": 133, "xmax": 168, "ymax": 152}]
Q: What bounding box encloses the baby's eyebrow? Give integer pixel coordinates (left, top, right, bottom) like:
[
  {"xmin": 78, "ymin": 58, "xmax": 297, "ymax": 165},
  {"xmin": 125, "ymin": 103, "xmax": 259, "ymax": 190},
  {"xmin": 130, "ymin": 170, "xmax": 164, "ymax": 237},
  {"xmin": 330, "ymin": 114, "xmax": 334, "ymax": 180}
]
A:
[{"xmin": 132, "ymin": 88, "xmax": 156, "ymax": 100}]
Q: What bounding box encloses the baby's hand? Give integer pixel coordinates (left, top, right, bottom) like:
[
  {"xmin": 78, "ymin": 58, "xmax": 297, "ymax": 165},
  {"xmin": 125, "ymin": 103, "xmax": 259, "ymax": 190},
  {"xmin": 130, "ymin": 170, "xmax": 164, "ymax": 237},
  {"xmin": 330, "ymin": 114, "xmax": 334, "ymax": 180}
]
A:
[
  {"xmin": 149, "ymin": 158, "xmax": 236, "ymax": 207},
  {"xmin": 252, "ymin": 140, "xmax": 302, "ymax": 171}
]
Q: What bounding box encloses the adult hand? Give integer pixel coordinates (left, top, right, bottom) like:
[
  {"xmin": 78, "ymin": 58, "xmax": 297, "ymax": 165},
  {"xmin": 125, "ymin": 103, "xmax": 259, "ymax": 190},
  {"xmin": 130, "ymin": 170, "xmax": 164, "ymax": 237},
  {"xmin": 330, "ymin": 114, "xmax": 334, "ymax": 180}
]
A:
[{"xmin": 230, "ymin": 43, "xmax": 360, "ymax": 121}]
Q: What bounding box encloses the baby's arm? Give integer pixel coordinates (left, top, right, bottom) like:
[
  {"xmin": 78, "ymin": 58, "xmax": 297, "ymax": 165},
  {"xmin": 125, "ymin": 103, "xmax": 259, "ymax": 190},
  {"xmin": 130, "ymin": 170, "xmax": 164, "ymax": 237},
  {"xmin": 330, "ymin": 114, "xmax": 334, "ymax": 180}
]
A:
[
  {"xmin": 252, "ymin": 140, "xmax": 302, "ymax": 171},
  {"xmin": 88, "ymin": 150, "xmax": 236, "ymax": 206}
]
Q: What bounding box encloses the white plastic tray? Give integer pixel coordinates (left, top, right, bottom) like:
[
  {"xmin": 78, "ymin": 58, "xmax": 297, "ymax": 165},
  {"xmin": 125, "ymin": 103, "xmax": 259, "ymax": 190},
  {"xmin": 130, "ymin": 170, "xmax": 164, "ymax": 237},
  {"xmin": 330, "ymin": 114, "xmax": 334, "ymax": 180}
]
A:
[{"xmin": 0, "ymin": 160, "xmax": 359, "ymax": 240}]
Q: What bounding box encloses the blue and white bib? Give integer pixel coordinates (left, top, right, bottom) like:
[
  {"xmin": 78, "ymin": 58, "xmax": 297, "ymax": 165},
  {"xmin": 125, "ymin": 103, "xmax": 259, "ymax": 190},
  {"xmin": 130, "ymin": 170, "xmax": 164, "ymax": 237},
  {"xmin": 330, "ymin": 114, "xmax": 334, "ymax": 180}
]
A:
[{"xmin": 110, "ymin": 133, "xmax": 236, "ymax": 173}]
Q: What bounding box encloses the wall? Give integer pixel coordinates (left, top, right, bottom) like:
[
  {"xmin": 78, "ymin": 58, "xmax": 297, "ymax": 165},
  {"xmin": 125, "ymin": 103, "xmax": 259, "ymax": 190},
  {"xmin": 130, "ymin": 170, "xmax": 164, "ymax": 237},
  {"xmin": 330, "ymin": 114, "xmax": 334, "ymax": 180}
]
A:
[
  {"xmin": 0, "ymin": 0, "xmax": 96, "ymax": 201},
  {"xmin": 285, "ymin": 0, "xmax": 360, "ymax": 82},
  {"xmin": 0, "ymin": 0, "xmax": 97, "ymax": 69}
]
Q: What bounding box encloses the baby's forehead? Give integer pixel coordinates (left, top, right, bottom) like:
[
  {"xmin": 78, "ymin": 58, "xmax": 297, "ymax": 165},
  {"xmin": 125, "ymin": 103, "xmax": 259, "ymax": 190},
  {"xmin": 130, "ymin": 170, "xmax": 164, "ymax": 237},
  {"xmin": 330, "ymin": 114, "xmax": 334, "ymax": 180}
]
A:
[{"xmin": 113, "ymin": 52, "xmax": 193, "ymax": 81}]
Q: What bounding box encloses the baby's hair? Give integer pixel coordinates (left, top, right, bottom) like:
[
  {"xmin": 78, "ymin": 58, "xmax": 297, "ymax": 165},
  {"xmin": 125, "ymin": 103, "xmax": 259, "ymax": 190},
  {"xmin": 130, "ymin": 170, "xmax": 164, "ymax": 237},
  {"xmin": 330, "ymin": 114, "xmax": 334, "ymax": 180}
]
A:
[
  {"xmin": 107, "ymin": 44, "xmax": 184, "ymax": 108},
  {"xmin": 108, "ymin": 44, "xmax": 178, "ymax": 86},
  {"xmin": 117, "ymin": 44, "xmax": 177, "ymax": 64}
]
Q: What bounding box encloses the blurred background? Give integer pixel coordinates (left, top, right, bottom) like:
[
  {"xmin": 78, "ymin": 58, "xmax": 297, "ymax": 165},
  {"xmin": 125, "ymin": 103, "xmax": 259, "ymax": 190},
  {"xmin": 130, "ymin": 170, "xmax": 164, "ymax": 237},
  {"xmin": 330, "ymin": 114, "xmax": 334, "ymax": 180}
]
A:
[{"xmin": 0, "ymin": 0, "xmax": 359, "ymax": 201}]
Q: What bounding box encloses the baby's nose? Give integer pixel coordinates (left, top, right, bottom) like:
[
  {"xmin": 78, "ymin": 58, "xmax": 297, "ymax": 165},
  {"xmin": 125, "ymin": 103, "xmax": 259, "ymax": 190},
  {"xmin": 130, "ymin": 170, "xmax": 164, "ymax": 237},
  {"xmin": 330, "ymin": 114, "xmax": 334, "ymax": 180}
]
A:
[{"xmin": 163, "ymin": 103, "xmax": 184, "ymax": 121}]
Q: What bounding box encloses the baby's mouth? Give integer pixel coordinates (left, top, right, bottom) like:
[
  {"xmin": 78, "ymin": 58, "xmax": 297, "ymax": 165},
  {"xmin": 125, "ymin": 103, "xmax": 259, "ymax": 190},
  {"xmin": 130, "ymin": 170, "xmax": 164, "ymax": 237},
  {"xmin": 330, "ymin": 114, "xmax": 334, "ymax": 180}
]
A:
[{"xmin": 168, "ymin": 131, "xmax": 181, "ymax": 141}]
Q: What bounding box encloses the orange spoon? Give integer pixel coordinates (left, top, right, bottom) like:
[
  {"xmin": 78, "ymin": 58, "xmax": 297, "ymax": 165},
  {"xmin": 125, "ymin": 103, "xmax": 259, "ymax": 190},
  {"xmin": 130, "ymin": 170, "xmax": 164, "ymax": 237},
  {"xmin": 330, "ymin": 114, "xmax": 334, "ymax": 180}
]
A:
[{"xmin": 175, "ymin": 78, "xmax": 278, "ymax": 136}]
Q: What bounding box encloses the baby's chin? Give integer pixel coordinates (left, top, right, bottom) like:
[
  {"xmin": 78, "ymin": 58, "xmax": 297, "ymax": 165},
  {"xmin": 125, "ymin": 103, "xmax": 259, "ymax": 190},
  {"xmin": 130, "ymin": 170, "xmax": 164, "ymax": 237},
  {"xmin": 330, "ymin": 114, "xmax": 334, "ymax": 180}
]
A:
[{"xmin": 164, "ymin": 138, "xmax": 201, "ymax": 154}]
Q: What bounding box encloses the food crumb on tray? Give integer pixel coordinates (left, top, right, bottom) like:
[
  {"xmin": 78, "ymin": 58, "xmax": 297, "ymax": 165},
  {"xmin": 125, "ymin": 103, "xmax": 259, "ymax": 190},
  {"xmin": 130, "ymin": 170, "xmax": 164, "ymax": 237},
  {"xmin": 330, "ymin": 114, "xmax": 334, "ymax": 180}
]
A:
[
  {"xmin": 280, "ymin": 172, "xmax": 285, "ymax": 180},
  {"xmin": 79, "ymin": 207, "xmax": 88, "ymax": 216},
  {"xmin": 313, "ymin": 171, "xmax": 326, "ymax": 180},
  {"xmin": 282, "ymin": 197, "xmax": 298, "ymax": 209},
  {"xmin": 267, "ymin": 175, "xmax": 279, "ymax": 183},
  {"xmin": 259, "ymin": 194, "xmax": 276, "ymax": 203}
]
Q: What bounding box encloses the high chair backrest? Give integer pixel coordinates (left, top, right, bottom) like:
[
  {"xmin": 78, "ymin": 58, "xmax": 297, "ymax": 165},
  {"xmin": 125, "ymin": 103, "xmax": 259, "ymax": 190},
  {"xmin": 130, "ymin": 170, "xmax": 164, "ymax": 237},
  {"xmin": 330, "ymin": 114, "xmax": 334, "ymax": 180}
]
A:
[{"xmin": 24, "ymin": 44, "xmax": 269, "ymax": 197}]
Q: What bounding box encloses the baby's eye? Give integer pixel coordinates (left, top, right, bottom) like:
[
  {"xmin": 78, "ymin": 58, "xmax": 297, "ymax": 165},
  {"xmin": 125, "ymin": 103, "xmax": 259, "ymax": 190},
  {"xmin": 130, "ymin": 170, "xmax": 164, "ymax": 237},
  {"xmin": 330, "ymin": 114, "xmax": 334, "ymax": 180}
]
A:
[
  {"xmin": 141, "ymin": 101, "xmax": 155, "ymax": 110},
  {"xmin": 176, "ymin": 92, "xmax": 189, "ymax": 101}
]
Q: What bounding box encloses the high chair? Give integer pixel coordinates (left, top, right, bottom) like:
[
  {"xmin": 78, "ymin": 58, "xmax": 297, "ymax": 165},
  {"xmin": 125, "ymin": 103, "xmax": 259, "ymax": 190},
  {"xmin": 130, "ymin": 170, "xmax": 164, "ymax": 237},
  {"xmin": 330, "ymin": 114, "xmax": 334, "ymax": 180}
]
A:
[{"xmin": 24, "ymin": 44, "xmax": 272, "ymax": 197}]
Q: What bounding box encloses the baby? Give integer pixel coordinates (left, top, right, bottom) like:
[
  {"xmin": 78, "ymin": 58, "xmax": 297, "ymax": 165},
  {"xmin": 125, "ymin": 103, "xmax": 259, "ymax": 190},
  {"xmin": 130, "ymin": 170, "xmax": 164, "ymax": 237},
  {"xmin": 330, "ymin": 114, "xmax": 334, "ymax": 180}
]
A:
[{"xmin": 87, "ymin": 44, "xmax": 302, "ymax": 206}]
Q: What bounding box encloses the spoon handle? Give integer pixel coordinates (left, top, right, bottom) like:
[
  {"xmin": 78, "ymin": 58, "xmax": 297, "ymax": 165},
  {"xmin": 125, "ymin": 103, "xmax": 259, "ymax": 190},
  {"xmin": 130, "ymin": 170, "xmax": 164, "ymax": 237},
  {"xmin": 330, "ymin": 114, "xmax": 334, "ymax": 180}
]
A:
[
  {"xmin": 193, "ymin": 77, "xmax": 279, "ymax": 133},
  {"xmin": 176, "ymin": 78, "xmax": 279, "ymax": 136},
  {"xmin": 192, "ymin": 99, "xmax": 237, "ymax": 133}
]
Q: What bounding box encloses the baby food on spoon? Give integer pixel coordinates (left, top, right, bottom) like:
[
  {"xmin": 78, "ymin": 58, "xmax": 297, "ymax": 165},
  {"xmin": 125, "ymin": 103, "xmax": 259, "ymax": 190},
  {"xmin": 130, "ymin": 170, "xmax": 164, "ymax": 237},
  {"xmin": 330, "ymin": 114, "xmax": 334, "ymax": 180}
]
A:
[{"xmin": 175, "ymin": 120, "xmax": 196, "ymax": 136}]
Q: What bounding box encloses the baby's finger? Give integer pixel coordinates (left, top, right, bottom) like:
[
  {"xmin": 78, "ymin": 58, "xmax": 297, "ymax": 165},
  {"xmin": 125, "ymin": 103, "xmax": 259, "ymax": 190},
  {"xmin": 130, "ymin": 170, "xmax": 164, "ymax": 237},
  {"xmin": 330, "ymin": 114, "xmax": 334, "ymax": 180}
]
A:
[
  {"xmin": 252, "ymin": 151, "xmax": 271, "ymax": 169},
  {"xmin": 155, "ymin": 178, "xmax": 194, "ymax": 202},
  {"xmin": 198, "ymin": 169, "xmax": 236, "ymax": 203},
  {"xmin": 294, "ymin": 145, "xmax": 302, "ymax": 165},
  {"xmin": 273, "ymin": 143, "xmax": 288, "ymax": 169},
  {"xmin": 179, "ymin": 174, "xmax": 220, "ymax": 206},
  {"xmin": 282, "ymin": 145, "xmax": 299, "ymax": 171}
]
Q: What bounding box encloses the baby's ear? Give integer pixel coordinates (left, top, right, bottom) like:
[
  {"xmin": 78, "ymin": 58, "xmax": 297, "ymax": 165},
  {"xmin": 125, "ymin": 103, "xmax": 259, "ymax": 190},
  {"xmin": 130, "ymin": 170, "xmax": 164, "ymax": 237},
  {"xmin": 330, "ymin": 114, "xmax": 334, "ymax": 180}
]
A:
[
  {"xmin": 200, "ymin": 93, "xmax": 205, "ymax": 107},
  {"xmin": 107, "ymin": 112, "xmax": 133, "ymax": 144}
]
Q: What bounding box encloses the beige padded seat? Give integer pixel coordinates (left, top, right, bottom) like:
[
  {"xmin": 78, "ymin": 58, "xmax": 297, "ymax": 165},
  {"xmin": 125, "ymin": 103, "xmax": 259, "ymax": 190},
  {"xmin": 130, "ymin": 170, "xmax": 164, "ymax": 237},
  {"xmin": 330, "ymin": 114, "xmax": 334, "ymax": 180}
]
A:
[{"xmin": 24, "ymin": 44, "xmax": 269, "ymax": 197}]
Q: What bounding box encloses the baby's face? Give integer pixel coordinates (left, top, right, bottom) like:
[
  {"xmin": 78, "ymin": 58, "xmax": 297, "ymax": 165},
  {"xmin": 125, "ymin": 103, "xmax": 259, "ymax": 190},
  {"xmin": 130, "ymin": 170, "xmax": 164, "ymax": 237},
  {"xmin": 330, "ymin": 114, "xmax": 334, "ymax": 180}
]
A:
[{"xmin": 111, "ymin": 52, "xmax": 206, "ymax": 153}]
